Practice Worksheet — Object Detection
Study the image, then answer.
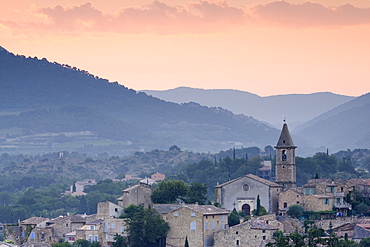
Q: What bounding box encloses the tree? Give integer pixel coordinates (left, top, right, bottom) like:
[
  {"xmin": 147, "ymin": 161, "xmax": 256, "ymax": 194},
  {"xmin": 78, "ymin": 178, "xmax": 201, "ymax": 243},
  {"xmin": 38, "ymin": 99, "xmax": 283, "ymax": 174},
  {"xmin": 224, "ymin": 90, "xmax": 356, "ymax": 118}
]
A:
[
  {"xmin": 112, "ymin": 234, "xmax": 128, "ymax": 247},
  {"xmin": 184, "ymin": 236, "xmax": 189, "ymax": 247},
  {"xmin": 123, "ymin": 205, "xmax": 169, "ymax": 247},
  {"xmin": 72, "ymin": 239, "xmax": 90, "ymax": 247},
  {"xmin": 252, "ymin": 195, "xmax": 268, "ymax": 216},
  {"xmin": 151, "ymin": 180, "xmax": 188, "ymax": 204},
  {"xmin": 228, "ymin": 208, "xmax": 240, "ymax": 227},
  {"xmin": 287, "ymin": 204, "xmax": 304, "ymax": 218},
  {"xmin": 186, "ymin": 183, "xmax": 207, "ymax": 204},
  {"xmin": 360, "ymin": 237, "xmax": 370, "ymax": 247}
]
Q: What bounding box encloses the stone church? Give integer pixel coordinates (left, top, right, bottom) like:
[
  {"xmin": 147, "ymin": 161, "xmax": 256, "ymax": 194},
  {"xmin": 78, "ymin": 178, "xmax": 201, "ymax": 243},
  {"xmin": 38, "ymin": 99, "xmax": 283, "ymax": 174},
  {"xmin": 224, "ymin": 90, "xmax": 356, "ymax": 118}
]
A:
[{"xmin": 215, "ymin": 121, "xmax": 296, "ymax": 215}]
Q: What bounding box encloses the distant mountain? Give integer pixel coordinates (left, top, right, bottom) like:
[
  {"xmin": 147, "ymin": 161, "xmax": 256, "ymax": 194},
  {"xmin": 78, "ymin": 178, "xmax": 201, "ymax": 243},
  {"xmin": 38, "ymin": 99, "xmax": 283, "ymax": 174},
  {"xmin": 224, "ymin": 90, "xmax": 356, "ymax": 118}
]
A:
[
  {"xmin": 0, "ymin": 47, "xmax": 280, "ymax": 155},
  {"xmin": 142, "ymin": 87, "xmax": 354, "ymax": 129},
  {"xmin": 293, "ymin": 93, "xmax": 370, "ymax": 152}
]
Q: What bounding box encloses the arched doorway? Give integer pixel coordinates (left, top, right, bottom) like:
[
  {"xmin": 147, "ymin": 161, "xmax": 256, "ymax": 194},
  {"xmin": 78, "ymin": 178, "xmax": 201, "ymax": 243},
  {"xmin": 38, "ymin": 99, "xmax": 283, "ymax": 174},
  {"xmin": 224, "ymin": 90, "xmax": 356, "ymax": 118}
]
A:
[{"xmin": 242, "ymin": 204, "xmax": 251, "ymax": 216}]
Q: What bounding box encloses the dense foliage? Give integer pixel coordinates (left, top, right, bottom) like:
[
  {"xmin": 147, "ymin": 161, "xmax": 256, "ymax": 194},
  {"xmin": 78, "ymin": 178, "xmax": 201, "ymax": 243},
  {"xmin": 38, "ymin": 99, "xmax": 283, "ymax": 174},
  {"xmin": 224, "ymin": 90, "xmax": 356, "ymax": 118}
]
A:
[
  {"xmin": 121, "ymin": 205, "xmax": 169, "ymax": 247},
  {"xmin": 151, "ymin": 180, "xmax": 208, "ymax": 204},
  {"xmin": 267, "ymin": 229, "xmax": 360, "ymax": 247}
]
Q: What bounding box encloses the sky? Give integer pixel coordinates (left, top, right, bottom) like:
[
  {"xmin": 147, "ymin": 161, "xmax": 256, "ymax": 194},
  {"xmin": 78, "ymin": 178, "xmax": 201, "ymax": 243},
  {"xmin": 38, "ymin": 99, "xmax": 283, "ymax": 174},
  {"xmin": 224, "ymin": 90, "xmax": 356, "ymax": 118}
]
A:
[{"xmin": 1, "ymin": 0, "xmax": 370, "ymax": 97}]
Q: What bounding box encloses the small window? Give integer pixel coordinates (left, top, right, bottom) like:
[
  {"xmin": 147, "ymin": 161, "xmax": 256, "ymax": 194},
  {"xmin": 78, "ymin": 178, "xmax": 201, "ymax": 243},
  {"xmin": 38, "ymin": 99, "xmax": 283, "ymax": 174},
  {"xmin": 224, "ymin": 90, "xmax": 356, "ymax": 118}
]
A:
[
  {"xmin": 236, "ymin": 231, "xmax": 238, "ymax": 235},
  {"xmin": 174, "ymin": 212, "xmax": 178, "ymax": 217},
  {"xmin": 94, "ymin": 236, "xmax": 98, "ymax": 242},
  {"xmin": 205, "ymin": 222, "xmax": 209, "ymax": 230},
  {"xmin": 262, "ymin": 230, "xmax": 266, "ymax": 233},
  {"xmin": 89, "ymin": 235, "xmax": 92, "ymax": 242},
  {"xmin": 121, "ymin": 227, "xmax": 125, "ymax": 233},
  {"xmin": 312, "ymin": 188, "xmax": 316, "ymax": 195},
  {"xmin": 30, "ymin": 233, "xmax": 35, "ymax": 239},
  {"xmin": 90, "ymin": 225, "xmax": 95, "ymax": 230},
  {"xmin": 212, "ymin": 221, "xmax": 215, "ymax": 230},
  {"xmin": 66, "ymin": 223, "xmax": 69, "ymax": 227},
  {"xmin": 222, "ymin": 224, "xmax": 225, "ymax": 229},
  {"xmin": 236, "ymin": 240, "xmax": 240, "ymax": 246},
  {"xmin": 305, "ymin": 188, "xmax": 310, "ymax": 195},
  {"xmin": 263, "ymin": 236, "xmax": 266, "ymax": 240},
  {"xmin": 222, "ymin": 215, "xmax": 225, "ymax": 222},
  {"xmin": 112, "ymin": 224, "xmax": 115, "ymax": 229},
  {"xmin": 190, "ymin": 222, "xmax": 196, "ymax": 231},
  {"xmin": 22, "ymin": 232, "xmax": 25, "ymax": 238},
  {"xmin": 297, "ymin": 201, "xmax": 300, "ymax": 204},
  {"xmin": 284, "ymin": 202, "xmax": 288, "ymax": 208},
  {"xmin": 191, "ymin": 212, "xmax": 195, "ymax": 217},
  {"xmin": 282, "ymin": 150, "xmax": 287, "ymax": 161}
]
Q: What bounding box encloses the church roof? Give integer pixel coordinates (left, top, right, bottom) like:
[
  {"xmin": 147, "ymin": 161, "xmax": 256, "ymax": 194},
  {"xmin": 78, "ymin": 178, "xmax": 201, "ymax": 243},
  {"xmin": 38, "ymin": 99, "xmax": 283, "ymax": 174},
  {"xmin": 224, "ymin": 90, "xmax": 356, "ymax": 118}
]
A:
[
  {"xmin": 215, "ymin": 174, "xmax": 281, "ymax": 188},
  {"xmin": 275, "ymin": 122, "xmax": 296, "ymax": 148}
]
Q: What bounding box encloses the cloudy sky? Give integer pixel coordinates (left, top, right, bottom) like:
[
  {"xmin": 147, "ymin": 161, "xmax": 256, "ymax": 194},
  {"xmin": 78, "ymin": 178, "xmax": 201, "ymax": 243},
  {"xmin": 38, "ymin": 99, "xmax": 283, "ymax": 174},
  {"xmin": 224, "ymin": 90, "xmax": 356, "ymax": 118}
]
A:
[{"xmin": 1, "ymin": 0, "xmax": 370, "ymax": 96}]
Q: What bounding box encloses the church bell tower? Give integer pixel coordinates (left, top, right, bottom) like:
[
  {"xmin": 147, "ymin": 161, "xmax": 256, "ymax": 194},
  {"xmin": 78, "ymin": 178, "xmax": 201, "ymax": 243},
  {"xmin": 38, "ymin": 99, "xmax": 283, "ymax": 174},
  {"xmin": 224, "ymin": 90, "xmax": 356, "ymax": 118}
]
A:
[{"xmin": 274, "ymin": 121, "xmax": 297, "ymax": 190}]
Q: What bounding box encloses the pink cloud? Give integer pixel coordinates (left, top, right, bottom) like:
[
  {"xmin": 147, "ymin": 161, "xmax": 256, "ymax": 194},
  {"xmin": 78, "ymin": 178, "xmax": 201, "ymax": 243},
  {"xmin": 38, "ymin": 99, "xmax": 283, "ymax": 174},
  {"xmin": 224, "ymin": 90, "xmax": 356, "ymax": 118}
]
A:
[
  {"xmin": 2, "ymin": 1, "xmax": 370, "ymax": 35},
  {"xmin": 252, "ymin": 1, "xmax": 370, "ymax": 27}
]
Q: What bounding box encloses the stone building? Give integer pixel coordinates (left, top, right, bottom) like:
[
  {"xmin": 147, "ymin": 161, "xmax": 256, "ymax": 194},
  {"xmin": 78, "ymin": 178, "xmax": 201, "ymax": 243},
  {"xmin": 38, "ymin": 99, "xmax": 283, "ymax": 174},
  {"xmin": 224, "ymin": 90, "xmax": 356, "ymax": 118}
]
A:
[
  {"xmin": 302, "ymin": 179, "xmax": 352, "ymax": 216},
  {"xmin": 4, "ymin": 217, "xmax": 50, "ymax": 245},
  {"xmin": 96, "ymin": 201, "xmax": 124, "ymax": 219},
  {"xmin": 275, "ymin": 122, "xmax": 297, "ymax": 191},
  {"xmin": 45, "ymin": 215, "xmax": 87, "ymax": 243},
  {"xmin": 213, "ymin": 219, "xmax": 279, "ymax": 247},
  {"xmin": 278, "ymin": 187, "xmax": 304, "ymax": 215},
  {"xmin": 157, "ymin": 204, "xmax": 228, "ymax": 247},
  {"xmin": 215, "ymin": 174, "xmax": 282, "ymax": 215},
  {"xmin": 117, "ymin": 184, "xmax": 153, "ymax": 209},
  {"xmin": 304, "ymin": 194, "xmax": 334, "ymax": 212}
]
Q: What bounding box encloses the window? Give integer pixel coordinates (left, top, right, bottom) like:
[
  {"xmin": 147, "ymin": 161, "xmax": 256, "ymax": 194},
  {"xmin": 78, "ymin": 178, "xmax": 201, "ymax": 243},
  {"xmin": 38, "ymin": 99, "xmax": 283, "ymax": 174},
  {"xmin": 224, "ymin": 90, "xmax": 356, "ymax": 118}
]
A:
[
  {"xmin": 324, "ymin": 199, "xmax": 330, "ymax": 205},
  {"xmin": 206, "ymin": 239, "xmax": 209, "ymax": 247},
  {"xmin": 94, "ymin": 236, "xmax": 98, "ymax": 242},
  {"xmin": 90, "ymin": 225, "xmax": 95, "ymax": 230},
  {"xmin": 262, "ymin": 230, "xmax": 266, "ymax": 233},
  {"xmin": 236, "ymin": 231, "xmax": 238, "ymax": 235},
  {"xmin": 282, "ymin": 150, "xmax": 287, "ymax": 161},
  {"xmin": 222, "ymin": 215, "xmax": 225, "ymax": 222},
  {"xmin": 205, "ymin": 222, "xmax": 209, "ymax": 230},
  {"xmin": 212, "ymin": 221, "xmax": 215, "ymax": 230},
  {"xmin": 111, "ymin": 224, "xmax": 115, "ymax": 229},
  {"xmin": 22, "ymin": 232, "xmax": 25, "ymax": 238},
  {"xmin": 115, "ymin": 208, "xmax": 118, "ymax": 212},
  {"xmin": 222, "ymin": 224, "xmax": 225, "ymax": 229},
  {"xmin": 263, "ymin": 236, "xmax": 266, "ymax": 240},
  {"xmin": 312, "ymin": 188, "xmax": 316, "ymax": 195},
  {"xmin": 89, "ymin": 235, "xmax": 92, "ymax": 242},
  {"xmin": 243, "ymin": 184, "xmax": 250, "ymax": 191},
  {"xmin": 305, "ymin": 189, "xmax": 310, "ymax": 195},
  {"xmin": 30, "ymin": 233, "xmax": 35, "ymax": 239},
  {"xmin": 190, "ymin": 222, "xmax": 196, "ymax": 231},
  {"xmin": 66, "ymin": 223, "xmax": 69, "ymax": 227},
  {"xmin": 105, "ymin": 223, "xmax": 109, "ymax": 232},
  {"xmin": 284, "ymin": 202, "xmax": 288, "ymax": 208},
  {"xmin": 174, "ymin": 212, "xmax": 178, "ymax": 217},
  {"xmin": 121, "ymin": 227, "xmax": 125, "ymax": 233},
  {"xmin": 191, "ymin": 212, "xmax": 195, "ymax": 217},
  {"xmin": 236, "ymin": 240, "xmax": 240, "ymax": 246},
  {"xmin": 341, "ymin": 187, "xmax": 344, "ymax": 192},
  {"xmin": 297, "ymin": 201, "xmax": 300, "ymax": 204}
]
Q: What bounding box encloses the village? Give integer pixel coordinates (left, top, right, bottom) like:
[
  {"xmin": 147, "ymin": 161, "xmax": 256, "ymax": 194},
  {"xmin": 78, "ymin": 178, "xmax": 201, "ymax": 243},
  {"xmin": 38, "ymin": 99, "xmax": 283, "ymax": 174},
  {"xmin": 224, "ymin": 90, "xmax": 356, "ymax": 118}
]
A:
[{"xmin": 2, "ymin": 123, "xmax": 370, "ymax": 247}]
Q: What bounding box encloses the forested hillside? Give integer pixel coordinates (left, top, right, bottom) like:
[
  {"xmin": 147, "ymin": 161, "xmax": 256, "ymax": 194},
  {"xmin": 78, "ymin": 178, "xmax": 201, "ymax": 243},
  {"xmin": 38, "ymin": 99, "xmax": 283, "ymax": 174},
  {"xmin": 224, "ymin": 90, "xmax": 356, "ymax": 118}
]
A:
[
  {"xmin": 294, "ymin": 93, "xmax": 370, "ymax": 152},
  {"xmin": 0, "ymin": 47, "xmax": 279, "ymax": 155}
]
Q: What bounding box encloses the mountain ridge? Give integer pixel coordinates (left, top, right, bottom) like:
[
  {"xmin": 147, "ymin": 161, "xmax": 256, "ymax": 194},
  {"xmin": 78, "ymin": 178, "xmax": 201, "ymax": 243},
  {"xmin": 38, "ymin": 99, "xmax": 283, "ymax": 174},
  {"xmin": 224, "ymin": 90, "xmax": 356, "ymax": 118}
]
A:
[
  {"xmin": 142, "ymin": 87, "xmax": 354, "ymax": 129},
  {"xmin": 0, "ymin": 47, "xmax": 279, "ymax": 155}
]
